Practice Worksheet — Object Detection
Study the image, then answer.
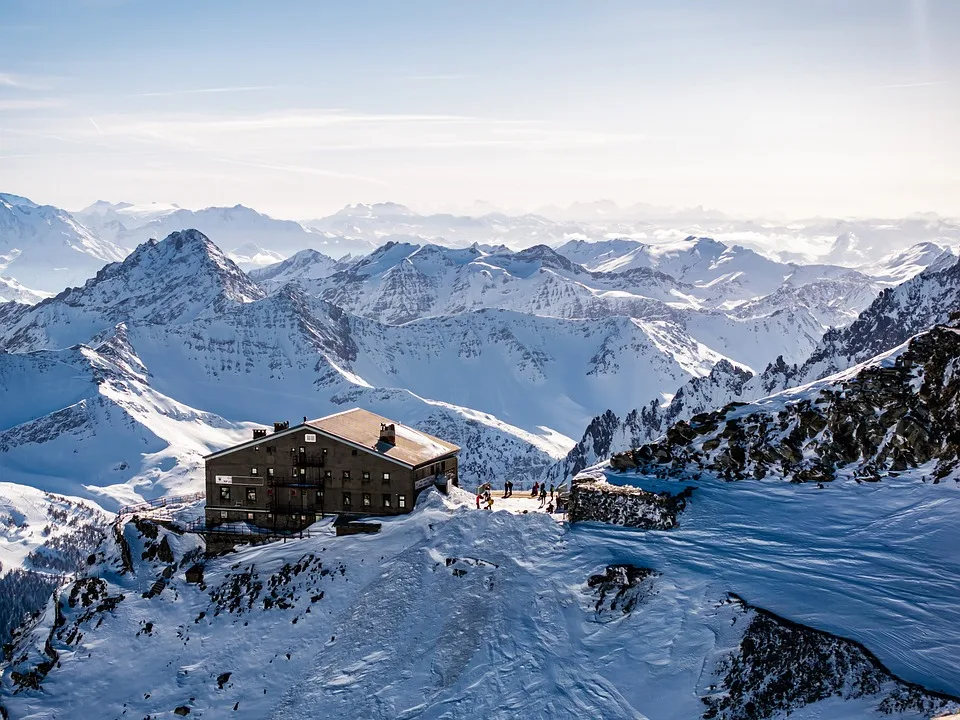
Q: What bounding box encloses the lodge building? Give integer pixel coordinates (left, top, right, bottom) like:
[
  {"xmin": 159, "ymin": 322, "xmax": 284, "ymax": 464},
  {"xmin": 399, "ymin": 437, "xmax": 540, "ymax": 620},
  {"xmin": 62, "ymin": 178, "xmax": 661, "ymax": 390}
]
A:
[{"xmin": 203, "ymin": 408, "xmax": 460, "ymax": 530}]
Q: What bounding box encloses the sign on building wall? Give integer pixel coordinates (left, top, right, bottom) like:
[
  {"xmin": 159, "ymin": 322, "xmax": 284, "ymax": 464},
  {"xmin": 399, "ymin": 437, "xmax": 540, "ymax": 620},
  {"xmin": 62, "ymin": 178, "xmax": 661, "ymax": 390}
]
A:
[
  {"xmin": 215, "ymin": 476, "xmax": 233, "ymax": 485},
  {"xmin": 304, "ymin": 433, "xmax": 317, "ymax": 443}
]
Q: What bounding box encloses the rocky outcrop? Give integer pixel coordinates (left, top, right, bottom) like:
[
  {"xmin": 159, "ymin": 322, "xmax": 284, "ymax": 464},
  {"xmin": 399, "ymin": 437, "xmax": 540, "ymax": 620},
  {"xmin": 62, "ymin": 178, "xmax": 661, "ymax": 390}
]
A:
[
  {"xmin": 567, "ymin": 475, "xmax": 694, "ymax": 529},
  {"xmin": 702, "ymin": 594, "xmax": 960, "ymax": 720},
  {"xmin": 763, "ymin": 256, "xmax": 960, "ymax": 391},
  {"xmin": 543, "ymin": 360, "xmax": 754, "ymax": 485},
  {"xmin": 611, "ymin": 324, "xmax": 960, "ymax": 484},
  {"xmin": 586, "ymin": 565, "xmax": 658, "ymax": 616}
]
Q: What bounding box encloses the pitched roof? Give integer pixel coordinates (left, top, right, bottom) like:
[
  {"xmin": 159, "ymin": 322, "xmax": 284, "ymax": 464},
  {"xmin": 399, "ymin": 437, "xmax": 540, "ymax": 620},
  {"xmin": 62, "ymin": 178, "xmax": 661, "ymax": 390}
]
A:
[{"xmin": 307, "ymin": 408, "xmax": 459, "ymax": 467}]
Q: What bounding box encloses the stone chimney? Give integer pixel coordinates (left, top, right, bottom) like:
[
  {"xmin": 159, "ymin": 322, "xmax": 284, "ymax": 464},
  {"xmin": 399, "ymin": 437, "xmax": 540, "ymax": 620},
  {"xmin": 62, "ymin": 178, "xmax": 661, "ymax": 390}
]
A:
[{"xmin": 379, "ymin": 422, "xmax": 396, "ymax": 445}]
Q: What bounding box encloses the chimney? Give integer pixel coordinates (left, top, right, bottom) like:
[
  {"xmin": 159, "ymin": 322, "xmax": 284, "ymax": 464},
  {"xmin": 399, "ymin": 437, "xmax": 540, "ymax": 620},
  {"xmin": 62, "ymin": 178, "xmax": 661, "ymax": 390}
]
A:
[
  {"xmin": 379, "ymin": 422, "xmax": 396, "ymax": 445},
  {"xmin": 273, "ymin": 421, "xmax": 290, "ymax": 433},
  {"xmin": 253, "ymin": 428, "xmax": 267, "ymax": 439}
]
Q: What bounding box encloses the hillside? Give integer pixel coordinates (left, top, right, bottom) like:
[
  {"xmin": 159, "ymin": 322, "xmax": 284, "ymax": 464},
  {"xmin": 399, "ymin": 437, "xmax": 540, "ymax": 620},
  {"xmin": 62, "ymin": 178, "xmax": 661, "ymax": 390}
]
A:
[
  {"xmin": 609, "ymin": 322, "xmax": 960, "ymax": 484},
  {"xmin": 1, "ymin": 484, "xmax": 958, "ymax": 719}
]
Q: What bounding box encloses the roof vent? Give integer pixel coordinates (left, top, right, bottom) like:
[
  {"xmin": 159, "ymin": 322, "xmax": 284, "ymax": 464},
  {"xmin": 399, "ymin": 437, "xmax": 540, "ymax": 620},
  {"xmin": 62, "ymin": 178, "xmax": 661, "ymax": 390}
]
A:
[
  {"xmin": 379, "ymin": 422, "xmax": 396, "ymax": 445},
  {"xmin": 253, "ymin": 428, "xmax": 267, "ymax": 439},
  {"xmin": 273, "ymin": 421, "xmax": 290, "ymax": 433}
]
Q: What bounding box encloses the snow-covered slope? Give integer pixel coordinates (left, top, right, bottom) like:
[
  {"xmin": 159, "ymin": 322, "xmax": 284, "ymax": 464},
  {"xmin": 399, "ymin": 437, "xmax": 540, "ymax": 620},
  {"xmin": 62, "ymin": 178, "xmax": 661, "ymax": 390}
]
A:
[
  {"xmin": 862, "ymin": 241, "xmax": 957, "ymax": 285},
  {"xmin": 249, "ymin": 248, "xmax": 344, "ymax": 290},
  {"xmin": 774, "ymin": 254, "xmax": 960, "ymax": 388},
  {"xmin": 0, "ymin": 276, "xmax": 49, "ymax": 304},
  {"xmin": 2, "ymin": 484, "xmax": 958, "ymax": 719},
  {"xmin": 0, "ymin": 194, "xmax": 126, "ymax": 293}
]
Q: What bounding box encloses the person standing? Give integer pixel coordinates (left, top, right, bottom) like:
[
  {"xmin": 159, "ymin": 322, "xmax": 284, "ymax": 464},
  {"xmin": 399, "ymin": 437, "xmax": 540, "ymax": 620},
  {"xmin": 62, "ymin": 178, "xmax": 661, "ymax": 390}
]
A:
[{"xmin": 539, "ymin": 484, "xmax": 547, "ymax": 507}]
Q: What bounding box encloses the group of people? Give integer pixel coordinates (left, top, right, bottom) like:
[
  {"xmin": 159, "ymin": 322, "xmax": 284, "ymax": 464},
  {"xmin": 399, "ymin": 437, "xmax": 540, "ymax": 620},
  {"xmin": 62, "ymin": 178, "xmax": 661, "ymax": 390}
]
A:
[
  {"xmin": 475, "ymin": 482, "xmax": 495, "ymax": 510},
  {"xmin": 472, "ymin": 480, "xmax": 566, "ymax": 515}
]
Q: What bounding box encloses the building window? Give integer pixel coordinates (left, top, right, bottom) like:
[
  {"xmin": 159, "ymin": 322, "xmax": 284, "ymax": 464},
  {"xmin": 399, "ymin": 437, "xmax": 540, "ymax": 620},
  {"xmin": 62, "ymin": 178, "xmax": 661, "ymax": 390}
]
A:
[
  {"xmin": 254, "ymin": 445, "xmax": 260, "ymax": 452},
  {"xmin": 267, "ymin": 468, "xmax": 274, "ymax": 477},
  {"xmin": 343, "ymin": 492, "xmax": 352, "ymax": 507},
  {"xmin": 398, "ymin": 494, "xmax": 407, "ymax": 509},
  {"xmin": 299, "ymin": 468, "xmax": 306, "ymax": 477},
  {"xmin": 220, "ymin": 486, "xmax": 231, "ymax": 501},
  {"xmin": 324, "ymin": 470, "xmax": 332, "ymax": 479},
  {"xmin": 267, "ymin": 446, "xmax": 276, "ymax": 455},
  {"xmin": 351, "ymin": 448, "xmax": 358, "ymax": 456},
  {"xmin": 362, "ymin": 471, "xmax": 370, "ymax": 481},
  {"xmin": 342, "ymin": 470, "xmax": 351, "ymax": 480},
  {"xmin": 382, "ymin": 494, "xmax": 392, "ymax": 508},
  {"xmin": 382, "ymin": 472, "xmax": 390, "ymax": 481},
  {"xmin": 316, "ymin": 490, "xmax": 323, "ymax": 505},
  {"xmin": 250, "ymin": 467, "xmax": 258, "ymax": 476},
  {"xmin": 246, "ymin": 488, "xmax": 257, "ymax": 502},
  {"xmin": 247, "ymin": 512, "xmax": 254, "ymax": 521},
  {"xmin": 362, "ymin": 493, "xmax": 372, "ymax": 507},
  {"xmin": 220, "ymin": 510, "xmax": 228, "ymax": 519}
]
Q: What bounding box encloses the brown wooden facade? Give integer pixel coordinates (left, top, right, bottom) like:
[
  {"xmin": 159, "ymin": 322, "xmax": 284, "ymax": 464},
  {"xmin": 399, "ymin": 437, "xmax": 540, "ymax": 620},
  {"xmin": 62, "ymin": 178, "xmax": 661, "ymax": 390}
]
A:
[{"xmin": 203, "ymin": 410, "xmax": 459, "ymax": 531}]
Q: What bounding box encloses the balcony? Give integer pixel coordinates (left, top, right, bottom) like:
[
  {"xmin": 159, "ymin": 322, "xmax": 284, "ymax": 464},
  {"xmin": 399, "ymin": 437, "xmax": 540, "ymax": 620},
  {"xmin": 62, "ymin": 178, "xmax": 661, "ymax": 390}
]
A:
[{"xmin": 291, "ymin": 452, "xmax": 325, "ymax": 468}]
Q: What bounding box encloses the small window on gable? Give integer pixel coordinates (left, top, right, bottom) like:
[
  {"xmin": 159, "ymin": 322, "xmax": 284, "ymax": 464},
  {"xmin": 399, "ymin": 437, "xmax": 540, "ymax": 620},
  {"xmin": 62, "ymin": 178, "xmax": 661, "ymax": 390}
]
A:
[
  {"xmin": 254, "ymin": 445, "xmax": 260, "ymax": 452},
  {"xmin": 267, "ymin": 446, "xmax": 276, "ymax": 455},
  {"xmin": 383, "ymin": 472, "xmax": 390, "ymax": 481},
  {"xmin": 352, "ymin": 448, "xmax": 358, "ymax": 456},
  {"xmin": 250, "ymin": 467, "xmax": 258, "ymax": 476}
]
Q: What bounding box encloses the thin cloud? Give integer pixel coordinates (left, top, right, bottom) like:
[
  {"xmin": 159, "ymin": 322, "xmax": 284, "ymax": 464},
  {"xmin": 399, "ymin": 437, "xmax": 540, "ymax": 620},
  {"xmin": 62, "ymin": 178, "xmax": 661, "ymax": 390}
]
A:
[
  {"xmin": 403, "ymin": 74, "xmax": 475, "ymax": 81},
  {"xmin": 878, "ymin": 80, "xmax": 945, "ymax": 89},
  {"xmin": 88, "ymin": 117, "xmax": 103, "ymax": 134},
  {"xmin": 0, "ymin": 72, "xmax": 46, "ymax": 90},
  {"xmin": 215, "ymin": 158, "xmax": 389, "ymax": 186},
  {"xmin": 0, "ymin": 98, "xmax": 63, "ymax": 110},
  {"xmin": 130, "ymin": 85, "xmax": 290, "ymax": 98}
]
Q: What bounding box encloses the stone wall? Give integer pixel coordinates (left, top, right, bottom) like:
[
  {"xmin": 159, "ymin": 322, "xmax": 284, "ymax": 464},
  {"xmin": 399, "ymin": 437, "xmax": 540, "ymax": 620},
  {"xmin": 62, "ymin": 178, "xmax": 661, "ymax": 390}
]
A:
[{"xmin": 567, "ymin": 475, "xmax": 693, "ymax": 529}]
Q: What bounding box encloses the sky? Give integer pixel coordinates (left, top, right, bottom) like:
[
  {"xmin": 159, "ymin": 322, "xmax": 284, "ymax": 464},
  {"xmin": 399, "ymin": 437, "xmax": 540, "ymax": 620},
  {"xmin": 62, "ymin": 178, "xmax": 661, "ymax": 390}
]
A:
[{"xmin": 1, "ymin": 0, "xmax": 958, "ymax": 220}]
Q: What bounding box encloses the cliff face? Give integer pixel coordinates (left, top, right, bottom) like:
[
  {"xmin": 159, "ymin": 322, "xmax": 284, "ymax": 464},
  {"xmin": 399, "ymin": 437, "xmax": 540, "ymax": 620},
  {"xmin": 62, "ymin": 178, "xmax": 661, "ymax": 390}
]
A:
[{"xmin": 611, "ymin": 323, "xmax": 960, "ymax": 485}]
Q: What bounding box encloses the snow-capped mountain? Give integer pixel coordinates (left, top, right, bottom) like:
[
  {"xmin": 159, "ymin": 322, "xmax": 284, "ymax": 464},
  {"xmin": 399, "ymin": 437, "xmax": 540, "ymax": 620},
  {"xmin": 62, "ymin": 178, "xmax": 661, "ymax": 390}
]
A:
[
  {"xmin": 248, "ymin": 248, "xmax": 345, "ymax": 290},
  {"xmin": 305, "ymin": 202, "xmax": 597, "ymax": 249},
  {"xmin": 773, "ymin": 254, "xmax": 960, "ymax": 389},
  {"xmin": 860, "ymin": 241, "xmax": 957, "ymax": 285},
  {"xmin": 0, "ymin": 229, "xmax": 264, "ymax": 354},
  {"xmin": 75, "ymin": 202, "xmax": 374, "ymax": 259},
  {"xmin": 611, "ymin": 320, "xmax": 960, "ymax": 484},
  {"xmin": 0, "ymin": 276, "xmax": 49, "ymax": 304},
  {"xmin": 0, "ymin": 193, "xmax": 127, "ymax": 293}
]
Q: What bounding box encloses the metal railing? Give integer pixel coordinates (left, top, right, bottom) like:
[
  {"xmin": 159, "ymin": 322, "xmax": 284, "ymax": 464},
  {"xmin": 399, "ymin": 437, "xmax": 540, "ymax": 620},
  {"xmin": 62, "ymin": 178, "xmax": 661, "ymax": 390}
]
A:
[{"xmin": 117, "ymin": 492, "xmax": 205, "ymax": 517}]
